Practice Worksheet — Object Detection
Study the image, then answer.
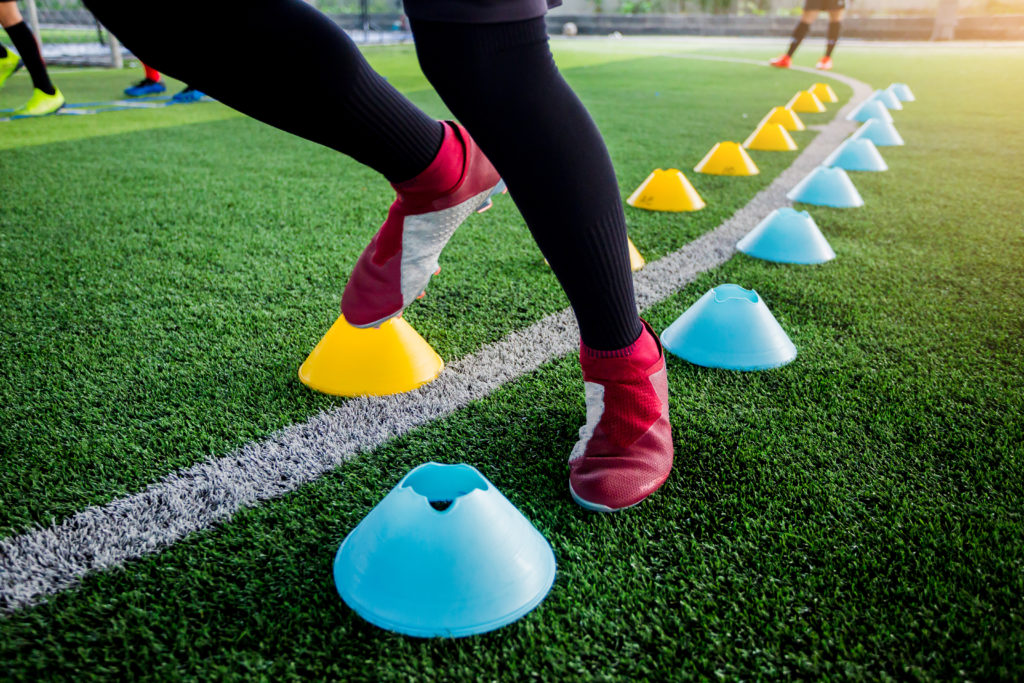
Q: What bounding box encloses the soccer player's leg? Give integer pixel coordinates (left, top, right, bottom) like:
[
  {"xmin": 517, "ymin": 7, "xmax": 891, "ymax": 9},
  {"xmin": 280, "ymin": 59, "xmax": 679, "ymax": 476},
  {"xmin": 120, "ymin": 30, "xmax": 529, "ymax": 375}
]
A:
[
  {"xmin": 83, "ymin": 0, "xmax": 498, "ymax": 328},
  {"xmin": 817, "ymin": 5, "xmax": 845, "ymax": 70},
  {"xmin": 410, "ymin": 12, "xmax": 673, "ymax": 511},
  {"xmin": 771, "ymin": 5, "xmax": 819, "ymax": 67},
  {"xmin": 1, "ymin": 0, "xmax": 64, "ymax": 115}
]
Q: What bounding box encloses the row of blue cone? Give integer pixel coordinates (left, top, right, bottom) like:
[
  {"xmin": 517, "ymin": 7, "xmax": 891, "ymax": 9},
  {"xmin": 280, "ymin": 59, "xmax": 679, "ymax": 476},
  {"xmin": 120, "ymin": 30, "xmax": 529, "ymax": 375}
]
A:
[
  {"xmin": 661, "ymin": 82, "xmax": 913, "ymax": 372},
  {"xmin": 786, "ymin": 83, "xmax": 910, "ymax": 208},
  {"xmin": 329, "ymin": 81, "xmax": 916, "ymax": 642}
]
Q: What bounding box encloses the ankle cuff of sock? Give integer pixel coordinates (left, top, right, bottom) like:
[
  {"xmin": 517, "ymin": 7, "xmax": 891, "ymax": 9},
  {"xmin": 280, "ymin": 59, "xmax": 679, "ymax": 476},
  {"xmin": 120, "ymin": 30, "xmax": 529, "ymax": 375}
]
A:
[
  {"xmin": 392, "ymin": 121, "xmax": 460, "ymax": 195},
  {"xmin": 580, "ymin": 321, "xmax": 649, "ymax": 359}
]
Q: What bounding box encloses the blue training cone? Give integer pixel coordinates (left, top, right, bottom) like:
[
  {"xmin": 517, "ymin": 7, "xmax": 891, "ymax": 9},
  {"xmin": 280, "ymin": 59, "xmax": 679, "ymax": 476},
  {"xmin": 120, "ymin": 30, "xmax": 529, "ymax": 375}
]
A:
[
  {"xmin": 786, "ymin": 166, "xmax": 864, "ymax": 208},
  {"xmin": 869, "ymin": 88, "xmax": 903, "ymax": 111},
  {"xmin": 823, "ymin": 137, "xmax": 888, "ymax": 172},
  {"xmin": 737, "ymin": 208, "xmax": 836, "ymax": 264},
  {"xmin": 888, "ymin": 83, "xmax": 915, "ymax": 102},
  {"xmin": 851, "ymin": 118, "xmax": 905, "ymax": 147},
  {"xmin": 846, "ymin": 99, "xmax": 894, "ymax": 124},
  {"xmin": 333, "ymin": 462, "xmax": 556, "ymax": 638},
  {"xmin": 662, "ymin": 284, "xmax": 797, "ymax": 371}
]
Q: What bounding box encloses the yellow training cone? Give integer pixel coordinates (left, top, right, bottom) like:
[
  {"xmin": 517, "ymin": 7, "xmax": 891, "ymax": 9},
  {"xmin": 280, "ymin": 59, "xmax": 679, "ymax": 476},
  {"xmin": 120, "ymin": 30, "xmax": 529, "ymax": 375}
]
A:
[
  {"xmin": 694, "ymin": 142, "xmax": 759, "ymax": 176},
  {"xmin": 761, "ymin": 106, "xmax": 805, "ymax": 132},
  {"xmin": 810, "ymin": 82, "xmax": 839, "ymax": 103},
  {"xmin": 786, "ymin": 90, "xmax": 826, "ymax": 113},
  {"xmin": 626, "ymin": 169, "xmax": 705, "ymax": 212},
  {"xmin": 742, "ymin": 122, "xmax": 798, "ymax": 152},
  {"xmin": 299, "ymin": 314, "xmax": 443, "ymax": 397},
  {"xmin": 627, "ymin": 237, "xmax": 645, "ymax": 271}
]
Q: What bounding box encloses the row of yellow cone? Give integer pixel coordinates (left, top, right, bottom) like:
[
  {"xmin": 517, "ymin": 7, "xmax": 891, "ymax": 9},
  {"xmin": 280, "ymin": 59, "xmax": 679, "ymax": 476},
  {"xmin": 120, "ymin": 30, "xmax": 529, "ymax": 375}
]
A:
[{"xmin": 625, "ymin": 82, "xmax": 839, "ymax": 212}]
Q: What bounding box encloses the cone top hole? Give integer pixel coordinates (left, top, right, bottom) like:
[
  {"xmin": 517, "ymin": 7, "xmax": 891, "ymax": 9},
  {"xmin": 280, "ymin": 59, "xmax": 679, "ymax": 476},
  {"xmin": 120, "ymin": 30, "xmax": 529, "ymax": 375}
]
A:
[
  {"xmin": 714, "ymin": 284, "xmax": 759, "ymax": 304},
  {"xmin": 403, "ymin": 463, "xmax": 487, "ymax": 511}
]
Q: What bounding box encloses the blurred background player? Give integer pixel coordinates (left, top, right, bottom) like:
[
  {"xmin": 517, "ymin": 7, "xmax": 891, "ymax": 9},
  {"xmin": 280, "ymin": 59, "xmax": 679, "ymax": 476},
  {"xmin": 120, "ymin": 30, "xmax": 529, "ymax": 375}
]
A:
[
  {"xmin": 124, "ymin": 62, "xmax": 205, "ymax": 102},
  {"xmin": 0, "ymin": 0, "xmax": 64, "ymax": 116},
  {"xmin": 83, "ymin": 0, "xmax": 675, "ymax": 513},
  {"xmin": 770, "ymin": 0, "xmax": 845, "ymax": 71}
]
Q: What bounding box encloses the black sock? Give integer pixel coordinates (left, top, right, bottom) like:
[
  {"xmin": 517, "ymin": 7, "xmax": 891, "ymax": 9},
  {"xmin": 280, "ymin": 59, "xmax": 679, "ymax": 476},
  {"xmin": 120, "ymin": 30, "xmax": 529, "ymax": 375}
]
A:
[
  {"xmin": 5, "ymin": 22, "xmax": 54, "ymax": 95},
  {"xmin": 83, "ymin": 0, "xmax": 442, "ymax": 183},
  {"xmin": 411, "ymin": 17, "xmax": 643, "ymax": 351},
  {"xmin": 826, "ymin": 21, "xmax": 841, "ymax": 57},
  {"xmin": 0, "ymin": 43, "xmax": 8, "ymax": 59},
  {"xmin": 787, "ymin": 21, "xmax": 810, "ymax": 57}
]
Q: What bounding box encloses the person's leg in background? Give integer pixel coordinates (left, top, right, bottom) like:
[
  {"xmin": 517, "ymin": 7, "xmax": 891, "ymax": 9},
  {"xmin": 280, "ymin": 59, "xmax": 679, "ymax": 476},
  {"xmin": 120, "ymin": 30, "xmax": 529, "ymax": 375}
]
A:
[
  {"xmin": 817, "ymin": 5, "xmax": 846, "ymax": 70},
  {"xmin": 770, "ymin": 4, "xmax": 819, "ymax": 68},
  {"xmin": 0, "ymin": 0, "xmax": 64, "ymax": 115},
  {"xmin": 124, "ymin": 62, "xmax": 167, "ymax": 96},
  {"xmin": 124, "ymin": 63, "xmax": 206, "ymax": 102}
]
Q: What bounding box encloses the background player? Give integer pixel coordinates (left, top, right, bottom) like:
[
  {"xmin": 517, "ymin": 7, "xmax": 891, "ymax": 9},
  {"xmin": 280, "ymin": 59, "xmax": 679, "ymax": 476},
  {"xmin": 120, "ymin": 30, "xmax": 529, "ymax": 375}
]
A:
[{"xmin": 770, "ymin": 0, "xmax": 845, "ymax": 71}]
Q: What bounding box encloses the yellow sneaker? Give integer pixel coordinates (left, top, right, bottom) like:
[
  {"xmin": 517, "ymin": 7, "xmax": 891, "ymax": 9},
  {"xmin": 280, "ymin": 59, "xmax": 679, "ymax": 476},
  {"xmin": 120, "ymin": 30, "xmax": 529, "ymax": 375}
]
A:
[
  {"xmin": 13, "ymin": 87, "xmax": 65, "ymax": 117},
  {"xmin": 0, "ymin": 50, "xmax": 21, "ymax": 90}
]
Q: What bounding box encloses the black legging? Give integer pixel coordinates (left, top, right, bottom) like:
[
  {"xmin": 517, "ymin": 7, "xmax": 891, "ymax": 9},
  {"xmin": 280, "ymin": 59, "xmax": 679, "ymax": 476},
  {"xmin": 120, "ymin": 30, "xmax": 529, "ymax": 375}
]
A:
[{"xmin": 82, "ymin": 0, "xmax": 642, "ymax": 350}]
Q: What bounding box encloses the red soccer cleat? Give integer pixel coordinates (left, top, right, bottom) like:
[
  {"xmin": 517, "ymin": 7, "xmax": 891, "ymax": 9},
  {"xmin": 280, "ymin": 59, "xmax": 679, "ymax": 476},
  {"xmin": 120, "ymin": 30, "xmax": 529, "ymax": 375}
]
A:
[
  {"xmin": 569, "ymin": 320, "xmax": 674, "ymax": 512},
  {"xmin": 816, "ymin": 55, "xmax": 833, "ymax": 71},
  {"xmin": 769, "ymin": 54, "xmax": 792, "ymax": 69},
  {"xmin": 341, "ymin": 121, "xmax": 502, "ymax": 328}
]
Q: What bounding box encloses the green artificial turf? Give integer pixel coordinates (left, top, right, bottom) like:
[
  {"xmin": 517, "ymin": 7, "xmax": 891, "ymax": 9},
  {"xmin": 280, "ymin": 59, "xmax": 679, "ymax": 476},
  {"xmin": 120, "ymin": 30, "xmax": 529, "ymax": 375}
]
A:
[
  {"xmin": 2, "ymin": 39, "xmax": 1023, "ymax": 679},
  {"xmin": 0, "ymin": 51, "xmax": 831, "ymax": 534}
]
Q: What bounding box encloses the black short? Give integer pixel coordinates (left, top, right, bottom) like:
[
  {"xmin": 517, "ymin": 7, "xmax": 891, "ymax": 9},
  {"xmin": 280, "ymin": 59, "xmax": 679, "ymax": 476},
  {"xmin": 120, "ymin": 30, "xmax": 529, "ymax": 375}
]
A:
[
  {"xmin": 804, "ymin": 0, "xmax": 845, "ymax": 10},
  {"xmin": 402, "ymin": 0, "xmax": 561, "ymax": 24}
]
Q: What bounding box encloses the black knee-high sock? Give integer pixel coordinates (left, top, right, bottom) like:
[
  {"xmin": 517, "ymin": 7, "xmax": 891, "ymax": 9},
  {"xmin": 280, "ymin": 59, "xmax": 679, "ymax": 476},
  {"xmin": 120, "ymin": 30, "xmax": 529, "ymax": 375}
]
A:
[
  {"xmin": 787, "ymin": 21, "xmax": 811, "ymax": 57},
  {"xmin": 82, "ymin": 0, "xmax": 442, "ymax": 183},
  {"xmin": 0, "ymin": 43, "xmax": 8, "ymax": 58},
  {"xmin": 826, "ymin": 21, "xmax": 841, "ymax": 57},
  {"xmin": 411, "ymin": 17, "xmax": 642, "ymax": 351},
  {"xmin": 5, "ymin": 22, "xmax": 54, "ymax": 95}
]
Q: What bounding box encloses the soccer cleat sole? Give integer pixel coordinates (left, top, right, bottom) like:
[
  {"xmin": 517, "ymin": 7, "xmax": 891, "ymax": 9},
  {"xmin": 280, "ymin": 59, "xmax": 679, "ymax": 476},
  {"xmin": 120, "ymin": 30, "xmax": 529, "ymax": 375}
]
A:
[
  {"xmin": 475, "ymin": 179, "xmax": 507, "ymax": 213},
  {"xmin": 568, "ymin": 482, "xmax": 644, "ymax": 513}
]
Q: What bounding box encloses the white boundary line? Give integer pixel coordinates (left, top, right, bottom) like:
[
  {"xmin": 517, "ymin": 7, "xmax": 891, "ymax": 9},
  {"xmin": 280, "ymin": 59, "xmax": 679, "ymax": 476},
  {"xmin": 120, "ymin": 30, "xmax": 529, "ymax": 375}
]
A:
[{"xmin": 0, "ymin": 58, "xmax": 872, "ymax": 614}]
